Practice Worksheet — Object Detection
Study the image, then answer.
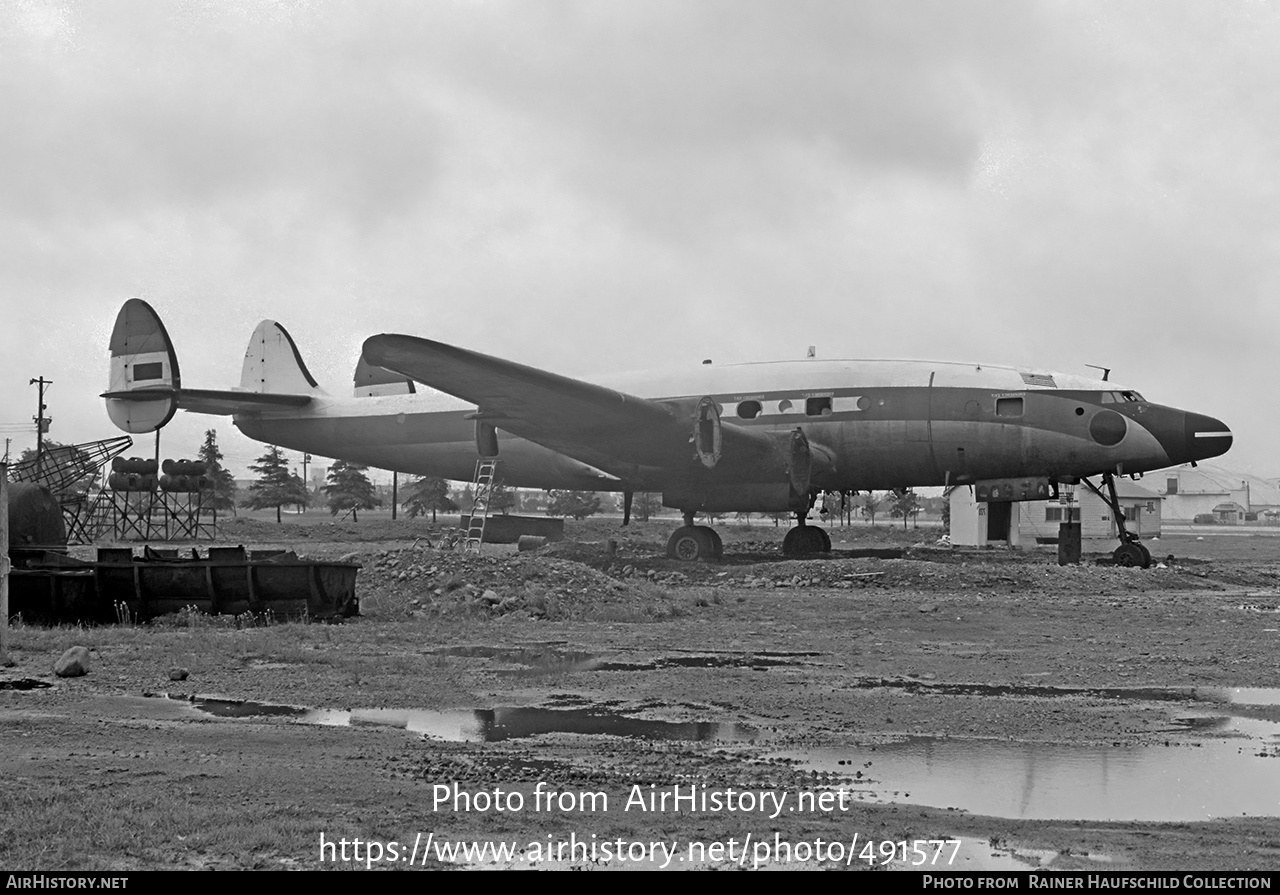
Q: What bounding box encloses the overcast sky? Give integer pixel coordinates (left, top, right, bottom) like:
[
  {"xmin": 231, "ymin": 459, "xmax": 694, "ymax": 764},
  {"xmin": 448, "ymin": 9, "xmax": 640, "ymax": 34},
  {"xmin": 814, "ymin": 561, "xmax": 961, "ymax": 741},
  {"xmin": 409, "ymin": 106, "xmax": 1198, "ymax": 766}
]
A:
[{"xmin": 1, "ymin": 0, "xmax": 1276, "ymax": 481}]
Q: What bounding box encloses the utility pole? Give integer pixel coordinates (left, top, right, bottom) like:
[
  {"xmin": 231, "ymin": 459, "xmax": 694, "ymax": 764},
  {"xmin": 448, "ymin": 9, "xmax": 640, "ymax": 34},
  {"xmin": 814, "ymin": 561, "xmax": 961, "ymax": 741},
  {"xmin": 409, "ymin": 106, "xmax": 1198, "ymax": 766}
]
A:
[
  {"xmin": 391, "ymin": 471, "xmax": 398, "ymax": 520},
  {"xmin": 1, "ymin": 463, "xmax": 11, "ymax": 666},
  {"xmin": 301, "ymin": 452, "xmax": 311, "ymax": 488},
  {"xmin": 29, "ymin": 376, "xmax": 51, "ymax": 477},
  {"xmin": 2, "ymin": 439, "xmax": 9, "ymax": 464}
]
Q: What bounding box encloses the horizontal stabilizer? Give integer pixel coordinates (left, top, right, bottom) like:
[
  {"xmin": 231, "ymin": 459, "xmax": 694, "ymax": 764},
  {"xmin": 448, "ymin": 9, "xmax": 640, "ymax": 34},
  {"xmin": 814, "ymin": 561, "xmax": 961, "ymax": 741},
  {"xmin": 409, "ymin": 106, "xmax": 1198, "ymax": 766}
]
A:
[{"xmin": 102, "ymin": 387, "xmax": 313, "ymax": 416}]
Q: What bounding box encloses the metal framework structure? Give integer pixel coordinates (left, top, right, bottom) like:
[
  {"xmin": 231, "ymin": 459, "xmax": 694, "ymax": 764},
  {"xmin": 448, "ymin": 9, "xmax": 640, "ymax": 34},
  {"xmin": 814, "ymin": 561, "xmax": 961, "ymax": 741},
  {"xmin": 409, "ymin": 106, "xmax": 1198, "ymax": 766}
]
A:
[{"xmin": 8, "ymin": 436, "xmax": 134, "ymax": 544}]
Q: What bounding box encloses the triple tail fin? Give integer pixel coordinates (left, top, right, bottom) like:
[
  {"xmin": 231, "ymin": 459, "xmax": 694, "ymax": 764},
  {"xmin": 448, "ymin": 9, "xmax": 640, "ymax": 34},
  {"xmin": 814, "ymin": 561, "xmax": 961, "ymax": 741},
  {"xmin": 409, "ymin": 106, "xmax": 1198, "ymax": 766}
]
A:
[
  {"xmin": 103, "ymin": 302, "xmax": 318, "ymax": 434},
  {"xmin": 240, "ymin": 320, "xmax": 328, "ymax": 396},
  {"xmin": 353, "ymin": 355, "xmax": 416, "ymax": 397},
  {"xmin": 104, "ymin": 299, "xmax": 182, "ymax": 433}
]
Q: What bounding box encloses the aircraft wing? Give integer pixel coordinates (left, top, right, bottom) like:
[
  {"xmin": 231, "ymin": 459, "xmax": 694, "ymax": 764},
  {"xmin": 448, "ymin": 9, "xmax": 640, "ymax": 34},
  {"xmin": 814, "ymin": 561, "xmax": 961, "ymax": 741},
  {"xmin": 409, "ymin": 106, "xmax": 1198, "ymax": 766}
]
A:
[{"xmin": 362, "ymin": 334, "xmax": 781, "ymax": 474}]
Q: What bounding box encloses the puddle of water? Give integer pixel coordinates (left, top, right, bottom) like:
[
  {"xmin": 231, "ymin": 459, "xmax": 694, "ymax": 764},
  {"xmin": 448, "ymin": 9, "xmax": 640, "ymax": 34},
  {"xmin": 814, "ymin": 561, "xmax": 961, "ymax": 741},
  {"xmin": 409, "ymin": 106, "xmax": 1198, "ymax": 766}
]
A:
[
  {"xmin": 182, "ymin": 696, "xmax": 757, "ymax": 744},
  {"xmin": 0, "ymin": 678, "xmax": 54, "ymax": 691},
  {"xmin": 887, "ymin": 838, "xmax": 1053, "ymax": 872},
  {"xmin": 433, "ymin": 645, "xmax": 820, "ymax": 675},
  {"xmin": 853, "ymin": 678, "xmax": 1198, "ymax": 703},
  {"xmin": 1197, "ymin": 688, "xmax": 1280, "ymax": 707},
  {"xmin": 787, "ymin": 716, "xmax": 1280, "ymax": 822}
]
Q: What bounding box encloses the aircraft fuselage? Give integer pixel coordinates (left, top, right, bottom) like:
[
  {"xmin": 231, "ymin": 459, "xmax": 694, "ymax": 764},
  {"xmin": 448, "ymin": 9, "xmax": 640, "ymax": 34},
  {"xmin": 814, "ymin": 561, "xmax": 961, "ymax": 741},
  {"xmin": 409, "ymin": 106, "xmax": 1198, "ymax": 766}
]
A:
[{"xmin": 234, "ymin": 357, "xmax": 1231, "ymax": 493}]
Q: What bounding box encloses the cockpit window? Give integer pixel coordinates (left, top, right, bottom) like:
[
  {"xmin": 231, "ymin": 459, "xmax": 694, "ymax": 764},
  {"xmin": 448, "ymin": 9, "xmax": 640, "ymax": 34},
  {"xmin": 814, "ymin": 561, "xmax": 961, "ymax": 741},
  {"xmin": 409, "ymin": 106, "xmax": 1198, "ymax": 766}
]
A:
[
  {"xmin": 1100, "ymin": 392, "xmax": 1115, "ymax": 403},
  {"xmin": 1118, "ymin": 391, "xmax": 1143, "ymax": 402}
]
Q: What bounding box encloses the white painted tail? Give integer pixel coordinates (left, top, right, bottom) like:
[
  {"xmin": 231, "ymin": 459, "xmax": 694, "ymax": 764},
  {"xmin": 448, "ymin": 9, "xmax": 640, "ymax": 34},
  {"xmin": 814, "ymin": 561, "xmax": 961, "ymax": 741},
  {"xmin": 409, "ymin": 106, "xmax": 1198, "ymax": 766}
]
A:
[
  {"xmin": 104, "ymin": 299, "xmax": 181, "ymax": 433},
  {"xmin": 240, "ymin": 321, "xmax": 327, "ymax": 395}
]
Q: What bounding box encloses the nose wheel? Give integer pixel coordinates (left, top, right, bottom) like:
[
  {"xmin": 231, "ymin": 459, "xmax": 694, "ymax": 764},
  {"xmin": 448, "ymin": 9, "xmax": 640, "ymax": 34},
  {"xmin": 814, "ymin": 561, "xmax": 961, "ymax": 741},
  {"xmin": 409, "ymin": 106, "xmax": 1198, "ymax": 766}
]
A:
[{"xmin": 1113, "ymin": 541, "xmax": 1152, "ymax": 568}]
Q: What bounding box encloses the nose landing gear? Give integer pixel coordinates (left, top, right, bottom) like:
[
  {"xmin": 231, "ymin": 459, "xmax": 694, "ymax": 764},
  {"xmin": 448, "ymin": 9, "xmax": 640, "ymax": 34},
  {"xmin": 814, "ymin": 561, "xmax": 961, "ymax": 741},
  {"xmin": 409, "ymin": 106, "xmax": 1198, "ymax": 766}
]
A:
[{"xmin": 1081, "ymin": 472, "xmax": 1152, "ymax": 569}]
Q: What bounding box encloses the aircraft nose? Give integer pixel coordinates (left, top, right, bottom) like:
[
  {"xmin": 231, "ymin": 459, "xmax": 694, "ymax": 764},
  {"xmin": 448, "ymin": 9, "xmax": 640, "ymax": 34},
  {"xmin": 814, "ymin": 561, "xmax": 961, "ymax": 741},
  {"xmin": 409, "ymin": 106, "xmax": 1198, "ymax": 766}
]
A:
[
  {"xmin": 1184, "ymin": 412, "xmax": 1233, "ymax": 462},
  {"xmin": 1146, "ymin": 408, "xmax": 1232, "ymax": 465}
]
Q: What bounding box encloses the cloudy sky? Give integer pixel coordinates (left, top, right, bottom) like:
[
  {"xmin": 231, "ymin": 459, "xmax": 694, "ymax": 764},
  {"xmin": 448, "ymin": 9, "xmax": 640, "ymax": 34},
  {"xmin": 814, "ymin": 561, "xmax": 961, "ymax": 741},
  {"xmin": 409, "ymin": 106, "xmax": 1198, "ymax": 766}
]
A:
[{"xmin": 1, "ymin": 0, "xmax": 1276, "ymax": 479}]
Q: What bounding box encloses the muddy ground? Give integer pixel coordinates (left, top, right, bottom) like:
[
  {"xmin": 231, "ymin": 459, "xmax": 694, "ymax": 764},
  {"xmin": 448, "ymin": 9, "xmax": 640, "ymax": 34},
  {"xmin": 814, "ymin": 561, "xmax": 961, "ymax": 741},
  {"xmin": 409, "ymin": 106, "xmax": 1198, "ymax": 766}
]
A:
[{"xmin": 2, "ymin": 519, "xmax": 1279, "ymax": 871}]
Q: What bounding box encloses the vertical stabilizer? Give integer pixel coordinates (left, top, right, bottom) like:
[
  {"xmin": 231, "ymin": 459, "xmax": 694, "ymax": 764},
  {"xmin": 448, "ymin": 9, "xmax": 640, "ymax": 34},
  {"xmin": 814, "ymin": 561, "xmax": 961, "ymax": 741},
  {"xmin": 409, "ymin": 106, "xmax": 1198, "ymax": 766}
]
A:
[
  {"xmin": 353, "ymin": 355, "xmax": 417, "ymax": 397},
  {"xmin": 105, "ymin": 299, "xmax": 181, "ymax": 433},
  {"xmin": 240, "ymin": 321, "xmax": 327, "ymax": 395}
]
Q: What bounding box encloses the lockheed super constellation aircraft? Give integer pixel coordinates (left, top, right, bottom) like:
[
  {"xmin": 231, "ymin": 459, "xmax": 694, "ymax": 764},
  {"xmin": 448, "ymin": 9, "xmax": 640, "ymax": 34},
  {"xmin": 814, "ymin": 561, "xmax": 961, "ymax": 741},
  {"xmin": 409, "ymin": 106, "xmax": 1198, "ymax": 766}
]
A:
[{"xmin": 103, "ymin": 299, "xmax": 1232, "ymax": 566}]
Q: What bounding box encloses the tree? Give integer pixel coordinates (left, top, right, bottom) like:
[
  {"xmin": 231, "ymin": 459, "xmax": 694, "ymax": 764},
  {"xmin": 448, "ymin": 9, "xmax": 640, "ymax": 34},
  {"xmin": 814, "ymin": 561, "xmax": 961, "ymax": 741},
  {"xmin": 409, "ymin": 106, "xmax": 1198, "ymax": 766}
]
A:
[
  {"xmin": 545, "ymin": 490, "xmax": 601, "ymax": 521},
  {"xmin": 198, "ymin": 429, "xmax": 237, "ymax": 514},
  {"xmin": 615, "ymin": 491, "xmax": 662, "ymax": 522},
  {"xmin": 489, "ymin": 476, "xmax": 516, "ymax": 515},
  {"xmin": 243, "ymin": 446, "xmax": 309, "ymax": 523},
  {"xmin": 403, "ymin": 475, "xmax": 458, "ymax": 522},
  {"xmin": 888, "ymin": 489, "xmax": 923, "ymax": 530},
  {"xmin": 323, "ymin": 460, "xmax": 381, "ymax": 521},
  {"xmin": 860, "ymin": 491, "xmax": 882, "ymax": 526}
]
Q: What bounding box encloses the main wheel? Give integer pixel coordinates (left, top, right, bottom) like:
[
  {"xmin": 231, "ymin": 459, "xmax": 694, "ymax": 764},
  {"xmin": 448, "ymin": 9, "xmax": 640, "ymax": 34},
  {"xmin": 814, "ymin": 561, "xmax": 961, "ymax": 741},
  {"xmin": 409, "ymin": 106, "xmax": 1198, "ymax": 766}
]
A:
[
  {"xmin": 1113, "ymin": 542, "xmax": 1150, "ymax": 568},
  {"xmin": 782, "ymin": 526, "xmax": 805, "ymax": 557},
  {"xmin": 783, "ymin": 525, "xmax": 829, "ymax": 557},
  {"xmin": 667, "ymin": 526, "xmax": 715, "ymax": 561},
  {"xmin": 696, "ymin": 526, "xmax": 724, "ymax": 560},
  {"xmin": 814, "ymin": 526, "xmax": 831, "ymax": 553}
]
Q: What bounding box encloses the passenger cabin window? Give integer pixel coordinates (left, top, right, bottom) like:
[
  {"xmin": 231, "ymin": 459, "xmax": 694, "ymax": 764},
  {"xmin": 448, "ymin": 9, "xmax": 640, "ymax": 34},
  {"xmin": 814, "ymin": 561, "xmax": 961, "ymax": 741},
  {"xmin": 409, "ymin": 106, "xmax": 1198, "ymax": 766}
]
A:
[
  {"xmin": 805, "ymin": 397, "xmax": 832, "ymax": 416},
  {"xmin": 777, "ymin": 399, "xmax": 795, "ymax": 413},
  {"xmin": 995, "ymin": 397, "xmax": 1024, "ymax": 418},
  {"xmin": 736, "ymin": 400, "xmax": 762, "ymax": 420}
]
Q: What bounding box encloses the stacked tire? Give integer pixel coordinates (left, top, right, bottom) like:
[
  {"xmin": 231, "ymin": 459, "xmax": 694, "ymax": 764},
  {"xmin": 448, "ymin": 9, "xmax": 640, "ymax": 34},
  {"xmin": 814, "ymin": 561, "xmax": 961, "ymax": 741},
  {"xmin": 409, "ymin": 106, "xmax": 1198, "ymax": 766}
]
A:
[
  {"xmin": 108, "ymin": 457, "xmax": 208, "ymax": 492},
  {"xmin": 160, "ymin": 459, "xmax": 208, "ymax": 492},
  {"xmin": 109, "ymin": 457, "xmax": 158, "ymax": 491}
]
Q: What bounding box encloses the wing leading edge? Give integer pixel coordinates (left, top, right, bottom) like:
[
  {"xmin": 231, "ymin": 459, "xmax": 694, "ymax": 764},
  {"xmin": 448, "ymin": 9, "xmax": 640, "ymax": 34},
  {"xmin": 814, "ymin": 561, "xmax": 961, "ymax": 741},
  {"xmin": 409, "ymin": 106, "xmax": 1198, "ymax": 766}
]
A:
[{"xmin": 361, "ymin": 333, "xmax": 795, "ymax": 478}]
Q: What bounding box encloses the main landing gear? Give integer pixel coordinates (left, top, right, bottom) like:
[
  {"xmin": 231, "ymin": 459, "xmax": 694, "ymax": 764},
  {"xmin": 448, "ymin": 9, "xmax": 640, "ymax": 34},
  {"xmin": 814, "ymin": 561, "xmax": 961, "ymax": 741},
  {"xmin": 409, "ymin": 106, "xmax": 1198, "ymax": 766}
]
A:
[
  {"xmin": 664, "ymin": 506, "xmax": 832, "ymax": 562},
  {"xmin": 782, "ymin": 511, "xmax": 831, "ymax": 557},
  {"xmin": 1082, "ymin": 471, "xmax": 1152, "ymax": 569},
  {"xmin": 665, "ymin": 511, "xmax": 723, "ymax": 561}
]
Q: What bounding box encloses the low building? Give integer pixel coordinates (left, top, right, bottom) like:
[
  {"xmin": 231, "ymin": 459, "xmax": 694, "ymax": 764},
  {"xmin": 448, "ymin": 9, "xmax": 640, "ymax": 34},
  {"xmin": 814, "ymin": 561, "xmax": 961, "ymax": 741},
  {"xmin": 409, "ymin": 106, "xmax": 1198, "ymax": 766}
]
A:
[
  {"xmin": 949, "ymin": 479, "xmax": 1161, "ymax": 547},
  {"xmin": 1149, "ymin": 463, "xmax": 1280, "ymax": 524}
]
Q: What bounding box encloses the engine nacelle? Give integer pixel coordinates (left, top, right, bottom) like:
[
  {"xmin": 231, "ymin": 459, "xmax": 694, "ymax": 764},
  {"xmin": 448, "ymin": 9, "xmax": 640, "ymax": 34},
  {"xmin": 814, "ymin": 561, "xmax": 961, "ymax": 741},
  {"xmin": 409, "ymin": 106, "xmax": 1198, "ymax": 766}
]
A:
[{"xmin": 692, "ymin": 396, "xmax": 722, "ymax": 468}]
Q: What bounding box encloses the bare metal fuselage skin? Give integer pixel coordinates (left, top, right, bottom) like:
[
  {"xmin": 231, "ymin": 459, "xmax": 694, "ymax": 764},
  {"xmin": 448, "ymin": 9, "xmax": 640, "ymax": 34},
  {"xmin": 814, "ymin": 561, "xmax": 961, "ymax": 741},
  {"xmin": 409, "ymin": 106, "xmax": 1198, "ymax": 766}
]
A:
[{"xmin": 233, "ymin": 358, "xmax": 1231, "ymax": 494}]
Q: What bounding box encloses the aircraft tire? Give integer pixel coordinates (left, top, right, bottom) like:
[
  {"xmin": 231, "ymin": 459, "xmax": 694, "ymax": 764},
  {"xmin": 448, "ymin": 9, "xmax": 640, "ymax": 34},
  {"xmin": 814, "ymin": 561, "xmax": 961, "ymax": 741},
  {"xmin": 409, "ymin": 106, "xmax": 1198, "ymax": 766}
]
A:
[
  {"xmin": 697, "ymin": 526, "xmax": 724, "ymax": 560},
  {"xmin": 782, "ymin": 527, "xmax": 804, "ymax": 557},
  {"xmin": 667, "ymin": 526, "xmax": 715, "ymax": 562},
  {"xmin": 816, "ymin": 526, "xmax": 831, "ymax": 553},
  {"xmin": 782, "ymin": 526, "xmax": 828, "ymax": 557},
  {"xmin": 1113, "ymin": 542, "xmax": 1151, "ymax": 569}
]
